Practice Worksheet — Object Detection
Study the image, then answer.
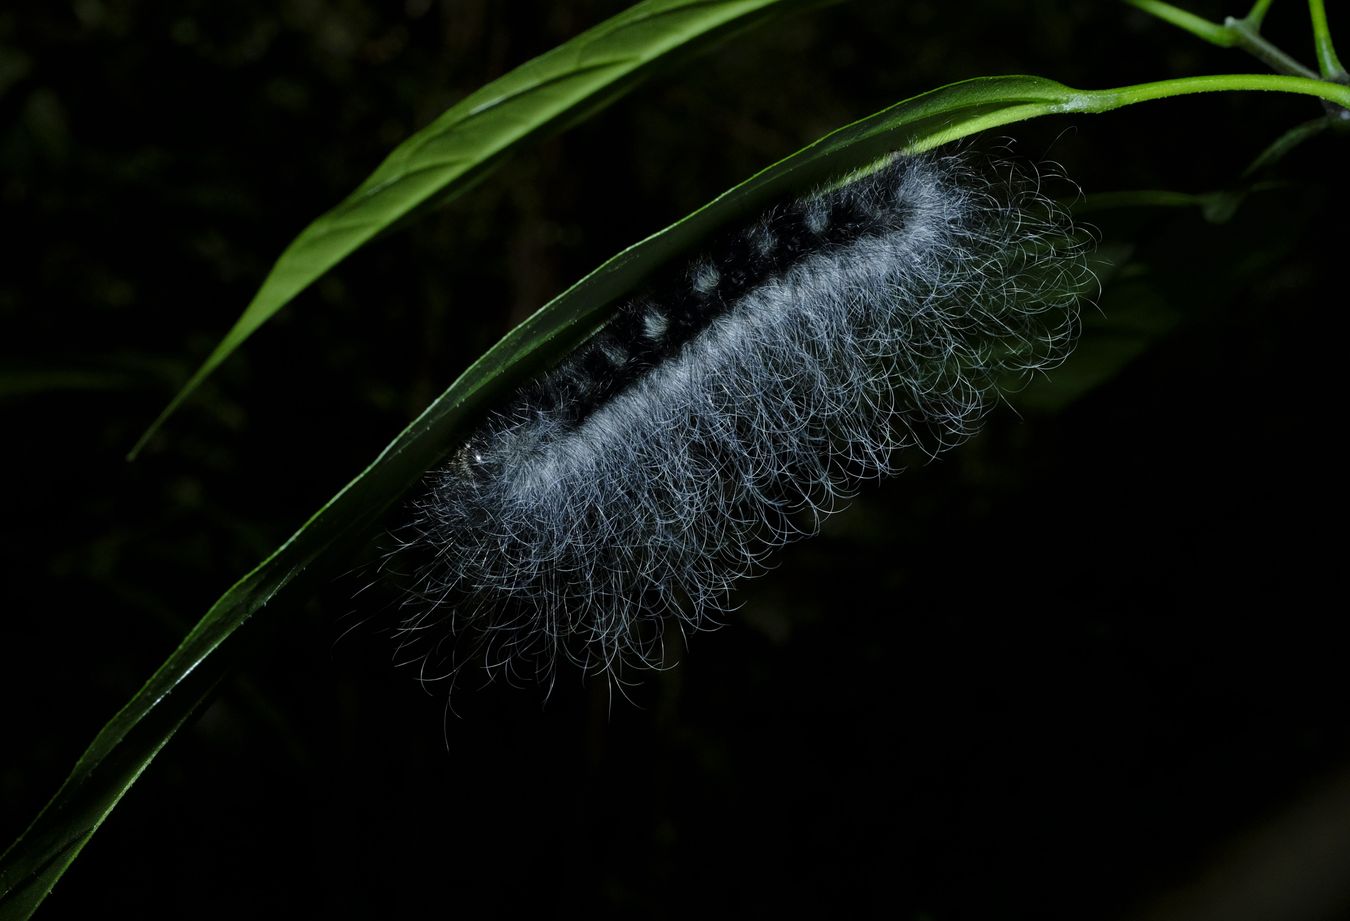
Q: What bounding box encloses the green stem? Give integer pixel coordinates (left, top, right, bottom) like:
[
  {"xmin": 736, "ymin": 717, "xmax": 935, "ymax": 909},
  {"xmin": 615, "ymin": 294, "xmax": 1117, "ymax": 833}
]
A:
[
  {"xmin": 1224, "ymin": 16, "xmax": 1320, "ymax": 79},
  {"xmin": 1077, "ymin": 189, "xmax": 1213, "ymax": 211},
  {"xmin": 1127, "ymin": 0, "xmax": 1237, "ymax": 46},
  {"xmin": 905, "ymin": 74, "xmax": 1350, "ymax": 154},
  {"xmin": 1069, "ymin": 73, "xmax": 1350, "ymax": 112},
  {"xmin": 1127, "ymin": 0, "xmax": 1320, "ymax": 78},
  {"xmin": 1242, "ymin": 117, "xmax": 1329, "ymax": 176},
  {"xmin": 1308, "ymin": 0, "xmax": 1348, "ymax": 81},
  {"xmin": 1246, "ymin": 0, "xmax": 1275, "ymax": 30}
]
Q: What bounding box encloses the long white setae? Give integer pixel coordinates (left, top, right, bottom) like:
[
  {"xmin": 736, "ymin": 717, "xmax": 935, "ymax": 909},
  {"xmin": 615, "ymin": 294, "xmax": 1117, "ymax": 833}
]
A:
[{"xmin": 391, "ymin": 151, "xmax": 1093, "ymax": 687}]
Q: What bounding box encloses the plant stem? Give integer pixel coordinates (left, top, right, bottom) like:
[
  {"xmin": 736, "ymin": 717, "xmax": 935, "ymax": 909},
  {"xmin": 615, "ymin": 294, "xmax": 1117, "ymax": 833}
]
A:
[
  {"xmin": 907, "ymin": 74, "xmax": 1350, "ymax": 153},
  {"xmin": 1308, "ymin": 0, "xmax": 1348, "ymax": 81},
  {"xmin": 1242, "ymin": 117, "xmax": 1329, "ymax": 176},
  {"xmin": 1224, "ymin": 16, "xmax": 1321, "ymax": 78},
  {"xmin": 1067, "ymin": 73, "xmax": 1350, "ymax": 114},
  {"xmin": 1127, "ymin": 0, "xmax": 1320, "ymax": 78},
  {"xmin": 1246, "ymin": 0, "xmax": 1275, "ymax": 30},
  {"xmin": 1127, "ymin": 0, "xmax": 1237, "ymax": 46}
]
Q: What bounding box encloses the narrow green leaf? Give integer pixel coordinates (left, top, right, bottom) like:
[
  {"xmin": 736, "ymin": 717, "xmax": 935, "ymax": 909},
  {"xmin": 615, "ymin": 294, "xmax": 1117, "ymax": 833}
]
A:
[
  {"xmin": 7, "ymin": 71, "xmax": 1350, "ymax": 919},
  {"xmin": 127, "ymin": 0, "xmax": 814, "ymax": 459}
]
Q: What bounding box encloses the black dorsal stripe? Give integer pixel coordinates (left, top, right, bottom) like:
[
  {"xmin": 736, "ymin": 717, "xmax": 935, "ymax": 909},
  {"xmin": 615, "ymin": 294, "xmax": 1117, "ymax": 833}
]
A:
[{"xmin": 520, "ymin": 160, "xmax": 916, "ymax": 428}]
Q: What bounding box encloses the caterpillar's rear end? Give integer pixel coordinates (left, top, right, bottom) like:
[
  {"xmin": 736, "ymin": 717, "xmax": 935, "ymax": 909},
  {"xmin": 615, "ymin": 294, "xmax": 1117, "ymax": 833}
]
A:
[{"xmin": 392, "ymin": 152, "xmax": 1093, "ymax": 686}]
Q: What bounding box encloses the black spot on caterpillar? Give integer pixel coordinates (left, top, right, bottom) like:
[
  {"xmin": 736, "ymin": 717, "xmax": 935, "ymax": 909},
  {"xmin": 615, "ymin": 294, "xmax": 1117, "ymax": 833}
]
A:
[{"xmin": 391, "ymin": 151, "xmax": 1092, "ymax": 687}]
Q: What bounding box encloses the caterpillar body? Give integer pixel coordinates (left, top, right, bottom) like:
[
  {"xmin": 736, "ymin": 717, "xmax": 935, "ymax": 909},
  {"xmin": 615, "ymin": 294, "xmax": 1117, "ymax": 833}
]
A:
[{"xmin": 394, "ymin": 152, "xmax": 1090, "ymax": 686}]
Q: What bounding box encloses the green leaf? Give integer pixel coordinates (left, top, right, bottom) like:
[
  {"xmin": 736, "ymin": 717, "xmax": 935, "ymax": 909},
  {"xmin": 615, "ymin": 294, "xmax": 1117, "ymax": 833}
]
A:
[
  {"xmin": 6, "ymin": 70, "xmax": 1350, "ymax": 919},
  {"xmin": 128, "ymin": 0, "xmax": 817, "ymax": 460}
]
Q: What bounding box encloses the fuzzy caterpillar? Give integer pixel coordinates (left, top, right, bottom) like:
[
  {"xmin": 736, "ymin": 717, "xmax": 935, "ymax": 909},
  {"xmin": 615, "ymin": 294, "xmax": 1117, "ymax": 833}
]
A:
[{"xmin": 392, "ymin": 152, "xmax": 1091, "ymax": 686}]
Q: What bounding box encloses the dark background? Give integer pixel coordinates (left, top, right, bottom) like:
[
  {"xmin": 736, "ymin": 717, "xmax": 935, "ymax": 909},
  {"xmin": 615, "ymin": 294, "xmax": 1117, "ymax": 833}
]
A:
[{"xmin": 3, "ymin": 1, "xmax": 1348, "ymax": 918}]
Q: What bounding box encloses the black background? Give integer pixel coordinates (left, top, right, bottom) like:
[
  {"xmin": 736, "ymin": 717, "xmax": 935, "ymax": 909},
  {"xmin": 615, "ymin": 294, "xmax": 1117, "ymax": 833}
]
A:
[{"xmin": 3, "ymin": 1, "xmax": 1348, "ymax": 918}]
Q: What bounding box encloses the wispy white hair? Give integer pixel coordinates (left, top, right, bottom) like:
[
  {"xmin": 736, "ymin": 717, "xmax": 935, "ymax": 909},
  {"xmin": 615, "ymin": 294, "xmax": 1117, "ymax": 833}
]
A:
[{"xmin": 391, "ymin": 152, "xmax": 1091, "ymax": 687}]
